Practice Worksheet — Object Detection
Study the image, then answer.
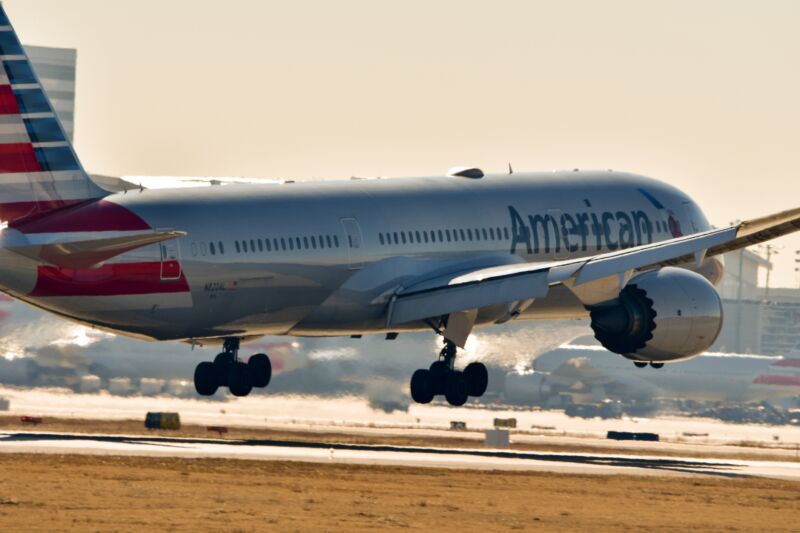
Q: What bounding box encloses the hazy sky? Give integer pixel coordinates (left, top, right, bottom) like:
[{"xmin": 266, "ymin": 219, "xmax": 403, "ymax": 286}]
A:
[{"xmin": 6, "ymin": 0, "xmax": 800, "ymax": 286}]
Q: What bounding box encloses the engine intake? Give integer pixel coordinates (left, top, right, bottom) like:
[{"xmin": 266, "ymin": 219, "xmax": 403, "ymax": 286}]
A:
[{"xmin": 589, "ymin": 267, "xmax": 723, "ymax": 362}]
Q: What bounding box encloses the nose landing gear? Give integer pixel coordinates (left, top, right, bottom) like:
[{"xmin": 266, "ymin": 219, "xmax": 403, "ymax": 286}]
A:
[
  {"xmin": 194, "ymin": 338, "xmax": 272, "ymax": 397},
  {"xmin": 410, "ymin": 339, "xmax": 488, "ymax": 406},
  {"xmin": 633, "ymin": 361, "xmax": 664, "ymax": 369}
]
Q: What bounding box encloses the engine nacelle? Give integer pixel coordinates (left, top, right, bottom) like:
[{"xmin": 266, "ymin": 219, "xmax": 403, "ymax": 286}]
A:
[{"xmin": 589, "ymin": 267, "xmax": 723, "ymax": 362}]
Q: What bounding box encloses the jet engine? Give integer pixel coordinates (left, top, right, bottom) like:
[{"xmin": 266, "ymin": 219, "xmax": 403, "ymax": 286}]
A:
[{"xmin": 588, "ymin": 267, "xmax": 723, "ymax": 362}]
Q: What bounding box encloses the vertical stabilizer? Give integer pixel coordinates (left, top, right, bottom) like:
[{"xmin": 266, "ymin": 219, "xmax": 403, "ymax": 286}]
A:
[{"xmin": 0, "ymin": 4, "xmax": 107, "ymax": 224}]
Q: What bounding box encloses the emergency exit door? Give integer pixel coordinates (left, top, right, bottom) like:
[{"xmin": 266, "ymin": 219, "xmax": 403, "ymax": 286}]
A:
[
  {"xmin": 159, "ymin": 232, "xmax": 182, "ymax": 280},
  {"xmin": 340, "ymin": 217, "xmax": 364, "ymax": 270}
]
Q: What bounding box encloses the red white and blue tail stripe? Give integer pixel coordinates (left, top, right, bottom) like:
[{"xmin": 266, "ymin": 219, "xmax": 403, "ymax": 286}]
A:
[{"xmin": 0, "ymin": 5, "xmax": 107, "ymax": 224}]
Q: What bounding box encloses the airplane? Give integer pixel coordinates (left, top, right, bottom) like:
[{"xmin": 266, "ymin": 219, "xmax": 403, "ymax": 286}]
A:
[
  {"xmin": 0, "ymin": 5, "xmax": 798, "ymax": 407},
  {"xmin": 505, "ymin": 342, "xmax": 800, "ymax": 406}
]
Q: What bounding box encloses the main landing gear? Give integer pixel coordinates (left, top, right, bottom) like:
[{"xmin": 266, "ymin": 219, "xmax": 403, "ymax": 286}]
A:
[
  {"xmin": 409, "ymin": 339, "xmax": 488, "ymax": 406},
  {"xmin": 194, "ymin": 338, "xmax": 272, "ymax": 397}
]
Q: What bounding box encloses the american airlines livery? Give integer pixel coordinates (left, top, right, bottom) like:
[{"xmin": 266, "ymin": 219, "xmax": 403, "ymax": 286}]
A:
[{"xmin": 0, "ymin": 6, "xmax": 798, "ymax": 406}]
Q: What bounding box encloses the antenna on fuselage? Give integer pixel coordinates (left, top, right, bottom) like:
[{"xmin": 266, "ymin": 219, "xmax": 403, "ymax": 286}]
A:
[{"xmin": 508, "ymin": 162, "xmax": 513, "ymax": 175}]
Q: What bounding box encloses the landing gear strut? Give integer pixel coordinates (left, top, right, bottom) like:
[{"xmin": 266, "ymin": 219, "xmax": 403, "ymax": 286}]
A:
[
  {"xmin": 410, "ymin": 339, "xmax": 488, "ymax": 406},
  {"xmin": 194, "ymin": 338, "xmax": 272, "ymax": 397}
]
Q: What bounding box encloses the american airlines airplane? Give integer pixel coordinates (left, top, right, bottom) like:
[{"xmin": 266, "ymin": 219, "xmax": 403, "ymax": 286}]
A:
[{"xmin": 0, "ymin": 6, "xmax": 798, "ymax": 407}]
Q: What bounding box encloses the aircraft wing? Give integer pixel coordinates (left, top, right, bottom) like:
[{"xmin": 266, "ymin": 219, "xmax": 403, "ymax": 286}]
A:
[
  {"xmin": 6, "ymin": 231, "xmax": 186, "ymax": 269},
  {"xmin": 387, "ymin": 207, "xmax": 800, "ymax": 326}
]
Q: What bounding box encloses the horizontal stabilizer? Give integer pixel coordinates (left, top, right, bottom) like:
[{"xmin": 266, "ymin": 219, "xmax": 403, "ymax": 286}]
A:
[{"xmin": 7, "ymin": 231, "xmax": 186, "ymax": 269}]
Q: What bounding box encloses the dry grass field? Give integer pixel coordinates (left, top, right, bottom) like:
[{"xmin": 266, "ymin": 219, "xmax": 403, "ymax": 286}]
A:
[{"xmin": 0, "ymin": 454, "xmax": 797, "ymax": 532}]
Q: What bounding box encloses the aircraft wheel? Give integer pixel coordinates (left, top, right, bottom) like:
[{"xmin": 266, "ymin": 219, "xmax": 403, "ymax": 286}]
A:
[
  {"xmin": 194, "ymin": 362, "xmax": 218, "ymax": 396},
  {"xmin": 464, "ymin": 362, "xmax": 488, "ymax": 397},
  {"xmin": 649, "ymin": 362, "xmax": 664, "ymax": 369},
  {"xmin": 213, "ymin": 352, "xmax": 234, "ymax": 386},
  {"xmin": 248, "ymin": 353, "xmax": 272, "ymax": 388},
  {"xmin": 410, "ymin": 369, "xmax": 434, "ymax": 404},
  {"xmin": 429, "ymin": 360, "xmax": 449, "ymax": 395},
  {"xmin": 228, "ymin": 362, "xmax": 253, "ymax": 397},
  {"xmin": 444, "ymin": 371, "xmax": 468, "ymax": 407},
  {"xmin": 633, "ymin": 361, "xmax": 647, "ymax": 368}
]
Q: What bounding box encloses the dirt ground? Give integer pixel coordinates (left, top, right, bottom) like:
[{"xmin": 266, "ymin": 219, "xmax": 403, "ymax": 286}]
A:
[
  {"xmin": 0, "ymin": 415, "xmax": 795, "ymax": 462},
  {"xmin": 0, "ymin": 454, "xmax": 796, "ymax": 532}
]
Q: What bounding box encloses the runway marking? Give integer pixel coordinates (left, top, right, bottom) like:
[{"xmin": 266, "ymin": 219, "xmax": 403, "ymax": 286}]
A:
[{"xmin": 3, "ymin": 430, "xmax": 794, "ymax": 479}]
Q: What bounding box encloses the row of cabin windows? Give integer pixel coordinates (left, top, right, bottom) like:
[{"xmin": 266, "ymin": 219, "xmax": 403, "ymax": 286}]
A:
[
  {"xmin": 191, "ymin": 241, "xmax": 225, "ymax": 256},
  {"xmin": 235, "ymin": 234, "xmax": 340, "ymax": 254},
  {"xmin": 379, "ymin": 227, "xmax": 511, "ymax": 246}
]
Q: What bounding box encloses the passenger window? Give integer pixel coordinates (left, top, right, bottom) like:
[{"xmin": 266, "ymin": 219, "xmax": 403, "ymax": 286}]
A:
[
  {"xmin": 401, "ymin": 232, "xmax": 407, "ymax": 244},
  {"xmin": 200, "ymin": 242, "xmax": 207, "ymax": 256},
  {"xmin": 219, "ymin": 242, "xmax": 225, "ymax": 254},
  {"xmin": 446, "ymin": 229, "xmax": 451, "ymax": 242},
  {"xmin": 438, "ymin": 230, "xmax": 444, "ymax": 242},
  {"xmin": 503, "ymin": 227, "xmax": 510, "ymax": 239},
  {"xmin": 248, "ymin": 239, "xmax": 254, "ymax": 252},
  {"xmin": 460, "ymin": 229, "xmax": 466, "ymax": 241},
  {"xmin": 265, "ymin": 239, "xmax": 271, "ymax": 251},
  {"xmin": 430, "ymin": 231, "xmax": 436, "ymax": 243},
  {"xmin": 379, "ymin": 233, "xmax": 385, "ymax": 245},
  {"xmin": 482, "ymin": 228, "xmax": 488, "ymax": 240},
  {"xmin": 210, "ymin": 242, "xmax": 216, "ymax": 255},
  {"xmin": 326, "ymin": 235, "xmax": 333, "ymax": 248},
  {"xmin": 334, "ymin": 235, "xmax": 340, "ymax": 247},
  {"xmin": 304, "ymin": 236, "xmax": 309, "ymax": 249},
  {"xmin": 415, "ymin": 230, "xmax": 421, "ymax": 243},
  {"xmin": 235, "ymin": 241, "xmax": 241, "ymax": 253},
  {"xmin": 257, "ymin": 239, "xmax": 263, "ymax": 252},
  {"xmin": 295, "ymin": 237, "xmax": 301, "ymax": 249},
  {"xmin": 467, "ymin": 229, "xmax": 473, "ymax": 241},
  {"xmin": 289, "ymin": 239, "xmax": 294, "ymax": 251},
  {"xmin": 311, "ymin": 236, "xmax": 317, "ymax": 249},
  {"xmin": 423, "ymin": 231, "xmax": 429, "ymax": 243},
  {"xmin": 281, "ymin": 238, "xmax": 286, "ymax": 250},
  {"xmin": 191, "ymin": 242, "xmax": 198, "ymax": 256}
]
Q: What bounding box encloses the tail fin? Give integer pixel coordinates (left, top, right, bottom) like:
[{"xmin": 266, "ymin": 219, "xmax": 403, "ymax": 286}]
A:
[{"xmin": 0, "ymin": 4, "xmax": 108, "ymax": 225}]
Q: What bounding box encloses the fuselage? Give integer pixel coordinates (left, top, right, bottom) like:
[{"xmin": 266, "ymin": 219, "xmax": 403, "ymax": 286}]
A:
[{"xmin": 0, "ymin": 170, "xmax": 717, "ymax": 342}]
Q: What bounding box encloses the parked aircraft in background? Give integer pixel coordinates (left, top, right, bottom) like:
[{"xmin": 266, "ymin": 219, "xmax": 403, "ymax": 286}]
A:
[
  {"xmin": 504, "ymin": 342, "xmax": 800, "ymax": 407},
  {"xmin": 0, "ymin": 6, "xmax": 798, "ymax": 406}
]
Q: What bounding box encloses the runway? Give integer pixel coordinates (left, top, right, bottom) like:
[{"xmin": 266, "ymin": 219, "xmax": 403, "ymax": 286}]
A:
[{"xmin": 2, "ymin": 430, "xmax": 798, "ymax": 480}]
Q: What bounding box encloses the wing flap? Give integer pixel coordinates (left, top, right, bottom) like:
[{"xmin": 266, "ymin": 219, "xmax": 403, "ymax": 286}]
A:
[{"xmin": 388, "ymin": 266, "xmax": 551, "ymax": 326}]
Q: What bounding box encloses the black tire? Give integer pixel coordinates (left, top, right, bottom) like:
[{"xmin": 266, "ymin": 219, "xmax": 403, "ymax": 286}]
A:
[
  {"xmin": 248, "ymin": 353, "xmax": 272, "ymax": 388},
  {"xmin": 464, "ymin": 362, "xmax": 488, "ymax": 397},
  {"xmin": 194, "ymin": 362, "xmax": 218, "ymax": 396},
  {"xmin": 634, "ymin": 361, "xmax": 647, "ymax": 368},
  {"xmin": 228, "ymin": 361, "xmax": 253, "ymax": 397},
  {"xmin": 213, "ymin": 352, "xmax": 234, "ymax": 386},
  {"xmin": 444, "ymin": 371, "xmax": 468, "ymax": 407},
  {"xmin": 428, "ymin": 360, "xmax": 449, "ymax": 395},
  {"xmin": 410, "ymin": 369, "xmax": 434, "ymax": 404},
  {"xmin": 649, "ymin": 362, "xmax": 664, "ymax": 369}
]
